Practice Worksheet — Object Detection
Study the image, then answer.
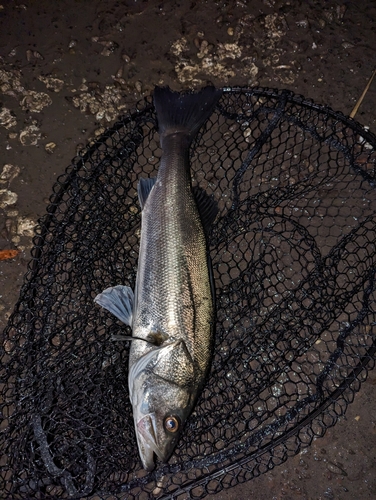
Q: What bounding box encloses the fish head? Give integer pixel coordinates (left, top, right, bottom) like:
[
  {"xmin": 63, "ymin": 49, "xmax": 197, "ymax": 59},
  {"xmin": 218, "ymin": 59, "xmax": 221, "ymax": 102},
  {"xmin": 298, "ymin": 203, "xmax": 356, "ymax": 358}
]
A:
[{"xmin": 129, "ymin": 340, "xmax": 198, "ymax": 471}]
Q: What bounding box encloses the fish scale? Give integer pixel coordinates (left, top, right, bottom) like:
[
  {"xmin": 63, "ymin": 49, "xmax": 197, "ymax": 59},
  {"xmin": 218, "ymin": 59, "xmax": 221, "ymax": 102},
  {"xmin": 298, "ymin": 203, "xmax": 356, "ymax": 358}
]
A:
[{"xmin": 131, "ymin": 133, "xmax": 212, "ymax": 379}]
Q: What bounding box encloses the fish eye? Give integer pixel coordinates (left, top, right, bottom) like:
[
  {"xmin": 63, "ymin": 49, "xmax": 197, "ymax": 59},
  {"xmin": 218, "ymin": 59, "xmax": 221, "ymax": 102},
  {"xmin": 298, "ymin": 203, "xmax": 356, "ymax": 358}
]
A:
[{"xmin": 164, "ymin": 415, "xmax": 180, "ymax": 433}]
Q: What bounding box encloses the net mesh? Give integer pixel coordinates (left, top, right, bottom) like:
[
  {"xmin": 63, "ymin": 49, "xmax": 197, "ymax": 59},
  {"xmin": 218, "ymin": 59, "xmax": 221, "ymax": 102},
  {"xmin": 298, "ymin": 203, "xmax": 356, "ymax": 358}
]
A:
[{"xmin": 1, "ymin": 87, "xmax": 376, "ymax": 499}]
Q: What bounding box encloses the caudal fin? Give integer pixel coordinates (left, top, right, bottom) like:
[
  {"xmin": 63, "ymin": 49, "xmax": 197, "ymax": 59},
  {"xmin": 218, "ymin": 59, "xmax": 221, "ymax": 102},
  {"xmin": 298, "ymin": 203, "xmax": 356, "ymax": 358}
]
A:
[{"xmin": 153, "ymin": 86, "xmax": 222, "ymax": 145}]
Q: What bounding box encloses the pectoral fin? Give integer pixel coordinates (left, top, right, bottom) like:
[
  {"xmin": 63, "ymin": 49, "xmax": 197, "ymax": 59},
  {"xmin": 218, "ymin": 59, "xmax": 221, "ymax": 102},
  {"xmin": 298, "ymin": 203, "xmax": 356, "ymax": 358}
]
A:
[{"xmin": 94, "ymin": 285, "xmax": 134, "ymax": 326}]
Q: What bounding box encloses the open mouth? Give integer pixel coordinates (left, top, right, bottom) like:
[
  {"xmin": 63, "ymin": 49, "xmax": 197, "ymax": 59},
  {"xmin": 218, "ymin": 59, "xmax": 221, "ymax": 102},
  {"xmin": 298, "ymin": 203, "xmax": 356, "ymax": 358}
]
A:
[
  {"xmin": 135, "ymin": 413, "xmax": 178, "ymax": 471},
  {"xmin": 135, "ymin": 414, "xmax": 164, "ymax": 471}
]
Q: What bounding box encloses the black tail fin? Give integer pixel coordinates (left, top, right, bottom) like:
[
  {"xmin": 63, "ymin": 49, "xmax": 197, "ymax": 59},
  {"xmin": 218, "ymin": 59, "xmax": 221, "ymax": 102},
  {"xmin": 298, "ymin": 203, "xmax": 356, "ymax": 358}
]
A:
[{"xmin": 153, "ymin": 86, "xmax": 222, "ymax": 146}]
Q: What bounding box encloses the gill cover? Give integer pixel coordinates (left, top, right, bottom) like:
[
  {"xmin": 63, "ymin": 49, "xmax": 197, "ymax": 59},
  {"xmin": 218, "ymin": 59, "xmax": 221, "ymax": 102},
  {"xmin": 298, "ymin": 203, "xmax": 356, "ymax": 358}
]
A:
[{"xmin": 129, "ymin": 339, "xmax": 195, "ymax": 399}]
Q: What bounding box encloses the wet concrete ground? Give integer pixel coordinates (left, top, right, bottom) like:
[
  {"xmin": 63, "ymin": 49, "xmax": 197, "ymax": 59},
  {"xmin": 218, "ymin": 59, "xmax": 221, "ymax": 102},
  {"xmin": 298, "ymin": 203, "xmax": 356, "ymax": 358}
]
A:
[{"xmin": 1, "ymin": 1, "xmax": 376, "ymax": 498}]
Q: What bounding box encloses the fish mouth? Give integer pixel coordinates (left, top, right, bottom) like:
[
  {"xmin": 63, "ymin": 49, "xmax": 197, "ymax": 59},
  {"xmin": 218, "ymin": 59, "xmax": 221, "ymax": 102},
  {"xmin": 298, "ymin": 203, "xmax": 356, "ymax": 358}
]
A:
[{"xmin": 135, "ymin": 414, "xmax": 175, "ymax": 471}]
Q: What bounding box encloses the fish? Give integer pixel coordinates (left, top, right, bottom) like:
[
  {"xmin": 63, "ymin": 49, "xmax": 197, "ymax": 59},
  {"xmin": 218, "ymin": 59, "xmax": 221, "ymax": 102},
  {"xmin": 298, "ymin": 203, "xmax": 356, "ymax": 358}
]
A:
[{"xmin": 95, "ymin": 85, "xmax": 222, "ymax": 471}]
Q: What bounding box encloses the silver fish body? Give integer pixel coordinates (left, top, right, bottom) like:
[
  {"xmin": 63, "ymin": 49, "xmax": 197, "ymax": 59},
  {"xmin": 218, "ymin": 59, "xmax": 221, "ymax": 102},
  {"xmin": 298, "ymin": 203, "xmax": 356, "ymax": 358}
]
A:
[{"xmin": 95, "ymin": 86, "xmax": 222, "ymax": 470}]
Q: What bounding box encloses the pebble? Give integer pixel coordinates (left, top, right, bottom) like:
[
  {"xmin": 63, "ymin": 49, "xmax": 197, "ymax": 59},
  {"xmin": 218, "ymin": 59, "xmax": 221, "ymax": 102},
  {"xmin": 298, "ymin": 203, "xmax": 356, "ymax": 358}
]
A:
[
  {"xmin": 38, "ymin": 75, "xmax": 64, "ymax": 93},
  {"xmin": 0, "ymin": 107, "xmax": 17, "ymax": 129},
  {"xmin": 78, "ymin": 83, "xmax": 89, "ymax": 92},
  {"xmin": 0, "ymin": 164, "xmax": 20, "ymax": 185},
  {"xmin": 94, "ymin": 127, "xmax": 105, "ymax": 137},
  {"xmin": 20, "ymin": 91, "xmax": 52, "ymax": 112},
  {"xmin": 17, "ymin": 217, "xmax": 35, "ymax": 237},
  {"xmin": 101, "ymin": 48, "xmax": 112, "ymax": 57},
  {"xmin": 0, "ymin": 189, "xmax": 18, "ymax": 208},
  {"xmin": 98, "ymin": 40, "xmax": 114, "ymax": 48},
  {"xmin": 19, "ymin": 124, "xmax": 41, "ymax": 146},
  {"xmin": 33, "ymin": 50, "xmax": 44, "ymax": 60},
  {"xmin": 197, "ymin": 40, "xmax": 209, "ymax": 58},
  {"xmin": 326, "ymin": 461, "xmax": 347, "ymax": 476},
  {"xmin": 45, "ymin": 142, "xmax": 56, "ymax": 154},
  {"xmin": 115, "ymin": 66, "xmax": 123, "ymax": 79},
  {"xmin": 296, "ymin": 19, "xmax": 309, "ymax": 28},
  {"xmin": 135, "ymin": 81, "xmax": 142, "ymax": 93},
  {"xmin": 113, "ymin": 77, "xmax": 126, "ymax": 86}
]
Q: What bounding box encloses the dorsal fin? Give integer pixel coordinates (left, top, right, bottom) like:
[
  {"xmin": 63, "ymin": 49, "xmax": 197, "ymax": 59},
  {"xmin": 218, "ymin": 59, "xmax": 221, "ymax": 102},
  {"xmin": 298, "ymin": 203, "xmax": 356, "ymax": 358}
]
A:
[{"xmin": 193, "ymin": 186, "xmax": 219, "ymax": 235}]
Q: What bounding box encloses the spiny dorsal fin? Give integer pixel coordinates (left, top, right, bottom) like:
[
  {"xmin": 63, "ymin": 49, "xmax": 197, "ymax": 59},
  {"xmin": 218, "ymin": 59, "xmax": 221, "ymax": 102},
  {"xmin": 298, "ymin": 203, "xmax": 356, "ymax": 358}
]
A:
[
  {"xmin": 138, "ymin": 177, "xmax": 157, "ymax": 210},
  {"xmin": 193, "ymin": 185, "xmax": 219, "ymax": 235}
]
